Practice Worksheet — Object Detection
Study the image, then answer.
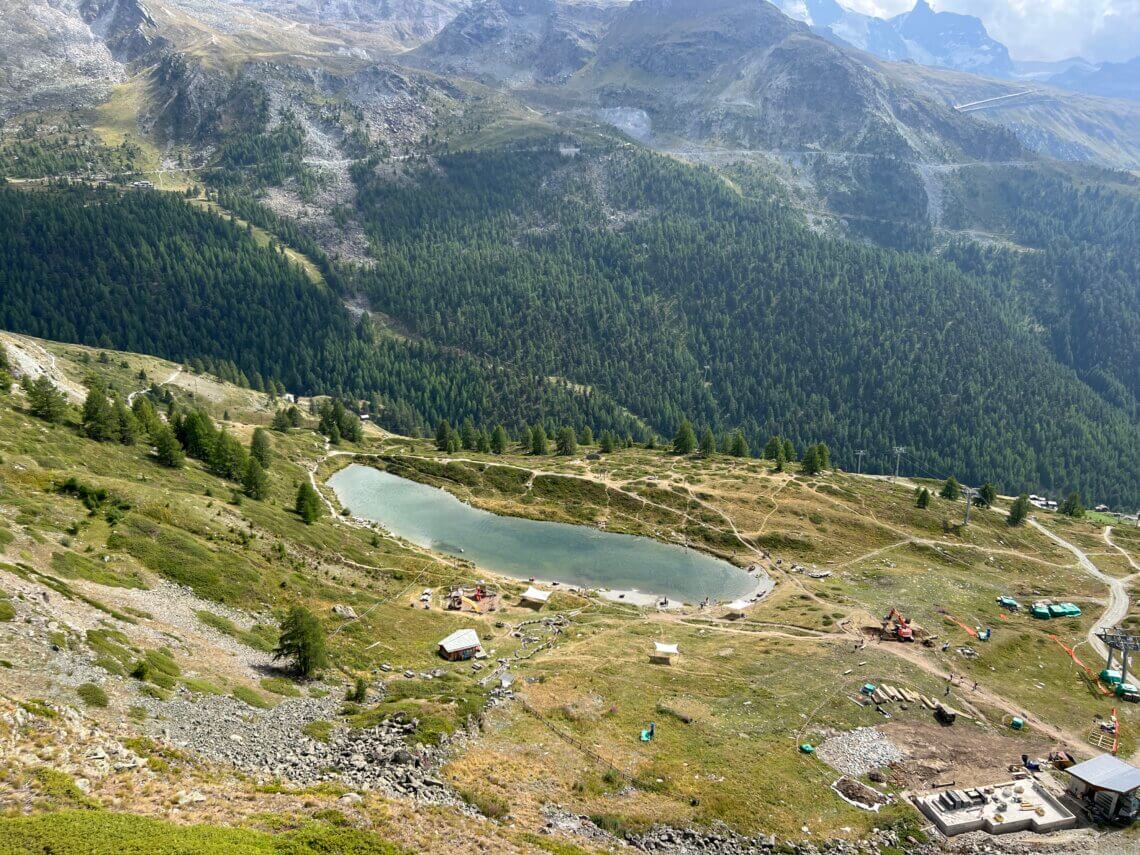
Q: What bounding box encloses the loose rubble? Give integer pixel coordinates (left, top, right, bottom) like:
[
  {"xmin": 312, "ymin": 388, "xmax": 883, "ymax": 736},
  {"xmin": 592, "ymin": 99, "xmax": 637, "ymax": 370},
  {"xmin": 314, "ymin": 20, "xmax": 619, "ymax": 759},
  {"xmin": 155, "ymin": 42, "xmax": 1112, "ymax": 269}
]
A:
[{"xmin": 815, "ymin": 727, "xmax": 905, "ymax": 777}]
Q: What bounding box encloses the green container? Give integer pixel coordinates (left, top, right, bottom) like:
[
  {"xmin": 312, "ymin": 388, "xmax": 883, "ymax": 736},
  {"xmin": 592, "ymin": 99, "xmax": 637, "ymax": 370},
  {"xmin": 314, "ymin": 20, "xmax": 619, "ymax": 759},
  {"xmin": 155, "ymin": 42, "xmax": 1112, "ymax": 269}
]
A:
[
  {"xmin": 1011, "ymin": 717, "xmax": 1025, "ymax": 730},
  {"xmin": 1116, "ymin": 683, "xmax": 1138, "ymax": 697},
  {"xmin": 861, "ymin": 683, "xmax": 877, "ymax": 695},
  {"xmin": 1031, "ymin": 606, "xmax": 1051, "ymax": 619},
  {"xmin": 799, "ymin": 744, "xmax": 814, "ymax": 754},
  {"xmin": 1101, "ymin": 669, "xmax": 1123, "ymax": 685}
]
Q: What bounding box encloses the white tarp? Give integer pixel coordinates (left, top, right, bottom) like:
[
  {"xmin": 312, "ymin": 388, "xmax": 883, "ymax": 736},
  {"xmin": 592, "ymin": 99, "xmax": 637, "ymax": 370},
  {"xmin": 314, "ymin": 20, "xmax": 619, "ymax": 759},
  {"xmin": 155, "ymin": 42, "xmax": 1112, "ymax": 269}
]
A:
[{"xmin": 654, "ymin": 642, "xmax": 679, "ymax": 655}]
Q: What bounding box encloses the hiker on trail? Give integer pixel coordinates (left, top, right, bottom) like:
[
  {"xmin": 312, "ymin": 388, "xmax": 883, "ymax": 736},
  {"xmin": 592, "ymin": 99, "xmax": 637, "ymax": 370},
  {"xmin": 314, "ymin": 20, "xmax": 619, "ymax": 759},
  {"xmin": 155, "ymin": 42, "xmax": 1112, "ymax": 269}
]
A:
[
  {"xmin": 973, "ymin": 681, "xmax": 978, "ymax": 691},
  {"xmin": 944, "ymin": 685, "xmax": 951, "ymax": 697}
]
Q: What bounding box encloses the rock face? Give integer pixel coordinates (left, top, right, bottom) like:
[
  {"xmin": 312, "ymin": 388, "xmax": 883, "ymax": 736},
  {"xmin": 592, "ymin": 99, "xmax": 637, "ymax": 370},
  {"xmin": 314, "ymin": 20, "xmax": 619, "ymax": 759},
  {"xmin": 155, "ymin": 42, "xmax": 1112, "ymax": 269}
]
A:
[
  {"xmin": 1051, "ymin": 55, "xmax": 1140, "ymax": 103},
  {"xmin": 80, "ymin": 0, "xmax": 167, "ymax": 61},
  {"xmin": 773, "ymin": 0, "xmax": 1014, "ymax": 79},
  {"xmin": 0, "ymin": 1, "xmax": 123, "ymax": 117},
  {"xmin": 412, "ymin": 0, "xmax": 615, "ymax": 85},
  {"xmin": 573, "ymin": 0, "xmax": 1020, "ymax": 162}
]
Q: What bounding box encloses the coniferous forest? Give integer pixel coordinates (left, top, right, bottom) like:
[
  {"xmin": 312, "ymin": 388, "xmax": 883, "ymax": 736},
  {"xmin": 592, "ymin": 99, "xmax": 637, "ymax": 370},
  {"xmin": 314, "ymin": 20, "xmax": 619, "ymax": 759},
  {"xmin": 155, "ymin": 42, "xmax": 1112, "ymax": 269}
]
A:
[{"xmin": 1, "ymin": 143, "xmax": 1137, "ymax": 506}]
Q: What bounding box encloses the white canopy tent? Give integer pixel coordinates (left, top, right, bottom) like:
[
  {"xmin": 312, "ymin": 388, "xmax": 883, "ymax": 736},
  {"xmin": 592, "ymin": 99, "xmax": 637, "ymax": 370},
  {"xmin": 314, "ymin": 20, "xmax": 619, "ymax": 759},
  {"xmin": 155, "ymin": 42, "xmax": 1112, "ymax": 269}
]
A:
[{"xmin": 650, "ymin": 641, "xmax": 679, "ymax": 664}]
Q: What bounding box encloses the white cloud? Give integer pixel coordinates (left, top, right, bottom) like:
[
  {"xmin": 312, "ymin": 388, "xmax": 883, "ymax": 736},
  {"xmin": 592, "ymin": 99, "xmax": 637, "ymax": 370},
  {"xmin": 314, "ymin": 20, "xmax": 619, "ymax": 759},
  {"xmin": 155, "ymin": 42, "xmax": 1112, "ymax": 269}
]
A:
[{"xmin": 840, "ymin": 0, "xmax": 1140, "ymax": 62}]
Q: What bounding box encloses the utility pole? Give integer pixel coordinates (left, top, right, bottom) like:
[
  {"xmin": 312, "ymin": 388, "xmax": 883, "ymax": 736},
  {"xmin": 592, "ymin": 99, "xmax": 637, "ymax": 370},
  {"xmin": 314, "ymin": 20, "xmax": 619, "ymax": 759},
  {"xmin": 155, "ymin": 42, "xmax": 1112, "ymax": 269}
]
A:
[
  {"xmin": 963, "ymin": 487, "xmax": 976, "ymax": 525},
  {"xmin": 892, "ymin": 446, "xmax": 906, "ymax": 480},
  {"xmin": 855, "ymin": 449, "xmax": 866, "ymax": 475}
]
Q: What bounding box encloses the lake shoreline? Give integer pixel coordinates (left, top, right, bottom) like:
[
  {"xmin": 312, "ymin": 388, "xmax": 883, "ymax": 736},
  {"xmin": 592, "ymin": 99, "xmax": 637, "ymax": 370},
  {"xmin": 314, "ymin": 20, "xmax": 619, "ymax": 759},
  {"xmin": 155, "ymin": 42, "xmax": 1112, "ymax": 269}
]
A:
[{"xmin": 328, "ymin": 462, "xmax": 772, "ymax": 606}]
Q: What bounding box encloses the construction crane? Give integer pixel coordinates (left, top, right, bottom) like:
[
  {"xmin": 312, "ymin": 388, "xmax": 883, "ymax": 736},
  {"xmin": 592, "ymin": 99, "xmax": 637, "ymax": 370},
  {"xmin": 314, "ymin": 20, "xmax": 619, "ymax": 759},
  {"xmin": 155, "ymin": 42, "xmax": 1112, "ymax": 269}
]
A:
[{"xmin": 882, "ymin": 607, "xmax": 915, "ymax": 642}]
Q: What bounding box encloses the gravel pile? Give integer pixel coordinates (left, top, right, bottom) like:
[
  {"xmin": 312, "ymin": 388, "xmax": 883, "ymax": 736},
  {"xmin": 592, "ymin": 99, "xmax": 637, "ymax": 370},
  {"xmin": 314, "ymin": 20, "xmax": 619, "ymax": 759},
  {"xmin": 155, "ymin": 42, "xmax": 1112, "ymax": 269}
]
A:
[{"xmin": 815, "ymin": 727, "xmax": 904, "ymax": 777}]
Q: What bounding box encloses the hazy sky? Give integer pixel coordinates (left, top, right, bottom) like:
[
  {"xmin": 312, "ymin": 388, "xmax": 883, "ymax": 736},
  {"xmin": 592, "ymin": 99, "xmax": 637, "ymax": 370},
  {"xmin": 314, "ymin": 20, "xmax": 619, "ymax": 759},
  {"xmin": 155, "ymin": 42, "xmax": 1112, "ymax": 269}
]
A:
[{"xmin": 844, "ymin": 0, "xmax": 1140, "ymax": 63}]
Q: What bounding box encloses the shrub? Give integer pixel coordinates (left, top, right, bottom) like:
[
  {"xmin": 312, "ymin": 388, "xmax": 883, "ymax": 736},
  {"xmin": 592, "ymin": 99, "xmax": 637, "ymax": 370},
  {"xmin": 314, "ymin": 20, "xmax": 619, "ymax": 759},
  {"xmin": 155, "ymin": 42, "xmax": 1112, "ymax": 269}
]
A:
[{"xmin": 77, "ymin": 683, "xmax": 108, "ymax": 708}]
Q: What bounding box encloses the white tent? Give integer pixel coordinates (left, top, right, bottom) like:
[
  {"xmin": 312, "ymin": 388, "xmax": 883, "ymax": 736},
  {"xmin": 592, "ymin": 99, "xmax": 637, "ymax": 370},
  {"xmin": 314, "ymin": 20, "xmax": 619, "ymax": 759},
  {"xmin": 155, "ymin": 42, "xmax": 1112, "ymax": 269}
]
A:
[
  {"xmin": 521, "ymin": 586, "xmax": 551, "ymax": 606},
  {"xmin": 726, "ymin": 599, "xmax": 751, "ymax": 617},
  {"xmin": 650, "ymin": 641, "xmax": 679, "ymax": 664}
]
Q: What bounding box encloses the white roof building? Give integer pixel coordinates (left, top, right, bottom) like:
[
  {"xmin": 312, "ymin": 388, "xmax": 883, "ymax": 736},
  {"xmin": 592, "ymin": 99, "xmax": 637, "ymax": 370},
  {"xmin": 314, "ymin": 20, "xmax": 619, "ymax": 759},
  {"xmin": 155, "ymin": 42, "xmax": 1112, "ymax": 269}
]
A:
[
  {"xmin": 521, "ymin": 586, "xmax": 551, "ymax": 605},
  {"xmin": 1066, "ymin": 754, "xmax": 1140, "ymax": 794},
  {"xmin": 438, "ymin": 628, "xmax": 482, "ymax": 656}
]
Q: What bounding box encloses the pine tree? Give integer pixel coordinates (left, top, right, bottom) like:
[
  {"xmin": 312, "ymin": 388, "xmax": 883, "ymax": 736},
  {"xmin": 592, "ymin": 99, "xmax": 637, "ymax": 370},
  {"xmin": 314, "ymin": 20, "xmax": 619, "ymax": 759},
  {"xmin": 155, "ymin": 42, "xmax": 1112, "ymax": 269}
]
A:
[
  {"xmin": 699, "ymin": 427, "xmax": 716, "ymax": 456},
  {"xmin": 530, "ymin": 424, "xmax": 548, "ymax": 455},
  {"xmin": 916, "ymin": 487, "xmax": 930, "ymax": 509},
  {"xmin": 579, "ymin": 426, "xmax": 594, "ymax": 446},
  {"xmin": 774, "ymin": 445, "xmax": 786, "ymax": 472},
  {"xmin": 25, "ymin": 375, "xmax": 68, "ymax": 423},
  {"xmin": 1008, "ymin": 494, "xmax": 1030, "ymax": 526},
  {"xmin": 816, "ymin": 442, "xmax": 830, "ymax": 470},
  {"xmin": 476, "ymin": 430, "xmax": 491, "ymax": 453},
  {"xmin": 210, "ymin": 430, "xmax": 248, "ymax": 480},
  {"xmin": 82, "ymin": 386, "xmax": 117, "ymax": 441},
  {"xmin": 153, "ymin": 425, "xmax": 185, "ymax": 468},
  {"xmin": 113, "ymin": 399, "xmax": 139, "ymax": 445},
  {"xmin": 1059, "ymin": 491, "xmax": 1085, "ymax": 518},
  {"xmin": 782, "ymin": 439, "xmax": 796, "ymax": 462},
  {"xmin": 460, "ymin": 418, "xmax": 477, "ymax": 451},
  {"xmin": 490, "ymin": 424, "xmax": 509, "ymax": 454},
  {"xmin": 131, "ymin": 395, "xmax": 160, "ymax": 435},
  {"xmin": 242, "ymin": 457, "xmax": 269, "ymax": 500},
  {"xmin": 763, "ymin": 436, "xmax": 782, "ymax": 460},
  {"xmin": 271, "ymin": 409, "xmax": 291, "ymax": 432},
  {"xmin": 673, "ymin": 419, "xmax": 697, "ymax": 455},
  {"xmin": 295, "ymin": 482, "xmax": 323, "ymax": 524},
  {"xmin": 0, "ymin": 345, "xmax": 11, "ymax": 393},
  {"xmin": 273, "ymin": 605, "xmax": 328, "ymax": 677},
  {"xmin": 940, "ymin": 476, "xmax": 961, "ymax": 501},
  {"xmin": 801, "ymin": 444, "xmax": 821, "ymax": 475},
  {"xmin": 975, "ymin": 482, "xmax": 996, "ymax": 507},
  {"xmin": 599, "ymin": 430, "xmax": 616, "ymax": 453},
  {"xmin": 435, "ymin": 419, "xmax": 453, "ymax": 452},
  {"xmin": 250, "ymin": 427, "xmax": 272, "ymax": 469},
  {"xmin": 729, "ymin": 429, "xmax": 750, "ymax": 458},
  {"xmin": 556, "ymin": 426, "xmax": 577, "ymax": 456}
]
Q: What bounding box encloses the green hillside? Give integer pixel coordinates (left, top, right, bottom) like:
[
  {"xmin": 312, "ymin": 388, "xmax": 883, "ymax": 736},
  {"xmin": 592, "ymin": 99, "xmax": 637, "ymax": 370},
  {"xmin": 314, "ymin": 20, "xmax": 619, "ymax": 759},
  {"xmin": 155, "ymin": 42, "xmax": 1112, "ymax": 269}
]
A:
[{"xmin": 350, "ymin": 146, "xmax": 1139, "ymax": 505}]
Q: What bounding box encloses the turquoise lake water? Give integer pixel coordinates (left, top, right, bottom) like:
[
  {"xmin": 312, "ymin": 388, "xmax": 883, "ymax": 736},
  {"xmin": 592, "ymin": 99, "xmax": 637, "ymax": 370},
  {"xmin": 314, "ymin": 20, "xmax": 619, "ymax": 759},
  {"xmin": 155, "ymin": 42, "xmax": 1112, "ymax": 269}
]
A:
[{"xmin": 328, "ymin": 464, "xmax": 763, "ymax": 603}]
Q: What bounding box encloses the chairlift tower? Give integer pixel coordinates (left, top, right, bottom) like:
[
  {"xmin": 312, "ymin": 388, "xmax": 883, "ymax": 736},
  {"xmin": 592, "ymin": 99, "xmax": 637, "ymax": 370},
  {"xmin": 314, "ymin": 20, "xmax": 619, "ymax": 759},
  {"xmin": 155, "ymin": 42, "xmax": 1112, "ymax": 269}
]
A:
[
  {"xmin": 892, "ymin": 446, "xmax": 906, "ymax": 480},
  {"xmin": 855, "ymin": 449, "xmax": 866, "ymax": 475},
  {"xmin": 962, "ymin": 486, "xmax": 977, "ymax": 526},
  {"xmin": 1097, "ymin": 628, "xmax": 1140, "ymax": 685}
]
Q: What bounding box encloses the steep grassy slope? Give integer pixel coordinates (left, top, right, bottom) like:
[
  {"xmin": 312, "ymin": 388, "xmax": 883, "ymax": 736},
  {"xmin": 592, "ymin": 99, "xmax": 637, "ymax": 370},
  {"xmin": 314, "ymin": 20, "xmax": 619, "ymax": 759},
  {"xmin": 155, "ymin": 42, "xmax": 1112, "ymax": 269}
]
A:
[
  {"xmin": 2, "ymin": 332, "xmax": 1134, "ymax": 850},
  {"xmin": 0, "ymin": 183, "xmax": 645, "ymax": 437}
]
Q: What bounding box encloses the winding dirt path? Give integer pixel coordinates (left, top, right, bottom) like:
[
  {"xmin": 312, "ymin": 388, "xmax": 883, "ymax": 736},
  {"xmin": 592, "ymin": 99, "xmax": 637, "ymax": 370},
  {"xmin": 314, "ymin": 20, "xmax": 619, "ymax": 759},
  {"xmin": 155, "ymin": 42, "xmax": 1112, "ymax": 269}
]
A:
[
  {"xmin": 127, "ymin": 366, "xmax": 182, "ymax": 406},
  {"xmin": 1104, "ymin": 526, "xmax": 1140, "ymax": 573},
  {"xmin": 1030, "ymin": 519, "xmax": 1128, "ymax": 664}
]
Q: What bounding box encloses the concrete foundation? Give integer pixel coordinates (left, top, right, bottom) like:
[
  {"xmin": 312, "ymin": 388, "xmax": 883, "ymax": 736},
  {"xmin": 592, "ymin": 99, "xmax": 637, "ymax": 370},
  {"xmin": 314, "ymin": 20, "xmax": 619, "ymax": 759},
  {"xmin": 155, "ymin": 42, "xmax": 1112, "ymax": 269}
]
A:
[{"xmin": 913, "ymin": 779, "xmax": 1076, "ymax": 836}]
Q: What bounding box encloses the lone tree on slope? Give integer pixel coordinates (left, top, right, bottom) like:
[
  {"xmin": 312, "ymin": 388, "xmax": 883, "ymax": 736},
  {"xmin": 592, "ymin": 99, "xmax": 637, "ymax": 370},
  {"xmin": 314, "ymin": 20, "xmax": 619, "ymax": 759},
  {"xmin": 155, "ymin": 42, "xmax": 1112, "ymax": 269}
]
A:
[{"xmin": 274, "ymin": 605, "xmax": 328, "ymax": 677}]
